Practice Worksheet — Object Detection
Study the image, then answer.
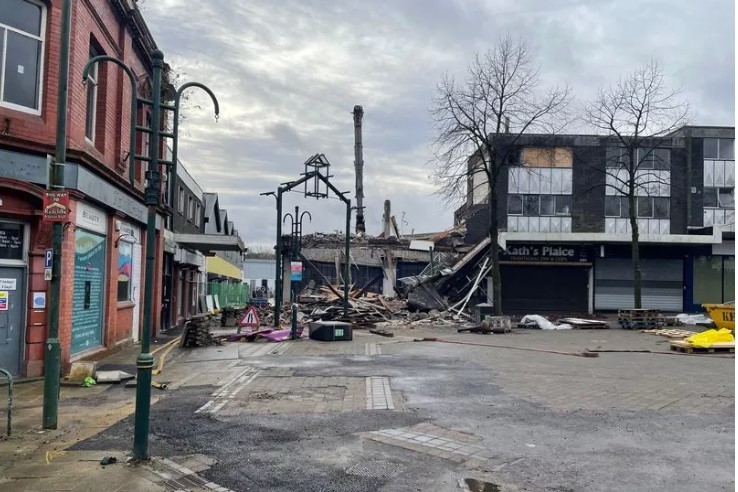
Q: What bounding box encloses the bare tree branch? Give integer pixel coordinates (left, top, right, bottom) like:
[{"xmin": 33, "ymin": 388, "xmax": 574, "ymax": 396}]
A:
[
  {"xmin": 582, "ymin": 60, "xmax": 691, "ymax": 308},
  {"xmin": 429, "ymin": 35, "xmax": 572, "ymax": 314}
]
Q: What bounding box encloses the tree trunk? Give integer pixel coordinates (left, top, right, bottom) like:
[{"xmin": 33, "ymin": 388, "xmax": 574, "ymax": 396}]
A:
[
  {"xmin": 488, "ymin": 180, "xmax": 503, "ymax": 315},
  {"xmin": 628, "ymin": 192, "xmax": 643, "ymax": 309}
]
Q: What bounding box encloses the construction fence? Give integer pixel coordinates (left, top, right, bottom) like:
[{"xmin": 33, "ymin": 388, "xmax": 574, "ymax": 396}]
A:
[{"xmin": 208, "ymin": 281, "xmax": 250, "ymax": 308}]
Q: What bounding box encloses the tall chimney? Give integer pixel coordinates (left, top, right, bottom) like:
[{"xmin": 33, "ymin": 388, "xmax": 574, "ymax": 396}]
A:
[{"xmin": 353, "ymin": 105, "xmax": 366, "ymax": 234}]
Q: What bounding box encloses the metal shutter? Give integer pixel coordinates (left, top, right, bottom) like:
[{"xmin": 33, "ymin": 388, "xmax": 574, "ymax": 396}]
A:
[{"xmin": 595, "ymin": 258, "xmax": 683, "ymax": 311}]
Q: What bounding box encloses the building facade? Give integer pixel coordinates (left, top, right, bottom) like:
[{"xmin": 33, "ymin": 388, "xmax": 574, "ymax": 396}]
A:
[
  {"xmin": 0, "ymin": 0, "xmax": 167, "ymax": 376},
  {"xmin": 455, "ymin": 127, "xmax": 735, "ymax": 313}
]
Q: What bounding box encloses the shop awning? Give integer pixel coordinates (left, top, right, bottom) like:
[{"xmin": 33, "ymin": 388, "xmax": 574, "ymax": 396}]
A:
[
  {"xmin": 173, "ymin": 233, "xmax": 245, "ymax": 254},
  {"xmin": 206, "ymin": 255, "xmax": 243, "ymax": 281}
]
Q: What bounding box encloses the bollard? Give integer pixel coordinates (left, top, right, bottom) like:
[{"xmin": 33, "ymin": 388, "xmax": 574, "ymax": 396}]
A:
[{"xmin": 0, "ymin": 368, "xmax": 12, "ymax": 437}]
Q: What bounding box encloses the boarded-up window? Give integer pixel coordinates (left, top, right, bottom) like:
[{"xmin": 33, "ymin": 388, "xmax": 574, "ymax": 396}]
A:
[{"xmin": 521, "ymin": 147, "xmax": 573, "ymax": 168}]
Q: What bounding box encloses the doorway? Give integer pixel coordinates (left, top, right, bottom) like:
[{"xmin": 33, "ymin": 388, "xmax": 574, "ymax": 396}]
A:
[{"xmin": 0, "ymin": 267, "xmax": 26, "ymax": 376}]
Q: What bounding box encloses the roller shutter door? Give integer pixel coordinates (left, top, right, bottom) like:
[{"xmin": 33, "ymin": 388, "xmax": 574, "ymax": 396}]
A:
[
  {"xmin": 594, "ymin": 258, "xmax": 683, "ymax": 311},
  {"xmin": 501, "ymin": 265, "xmax": 589, "ymax": 313}
]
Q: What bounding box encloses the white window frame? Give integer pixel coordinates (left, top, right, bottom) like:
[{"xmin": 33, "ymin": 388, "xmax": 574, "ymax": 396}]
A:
[
  {"xmin": 194, "ymin": 203, "xmax": 201, "ymax": 226},
  {"xmin": 188, "ymin": 196, "xmax": 194, "ymax": 221},
  {"xmin": 85, "ymin": 53, "xmax": 98, "ymax": 143},
  {"xmin": 0, "ymin": 0, "xmax": 47, "ymax": 115},
  {"xmin": 178, "ymin": 186, "xmax": 185, "ymax": 213}
]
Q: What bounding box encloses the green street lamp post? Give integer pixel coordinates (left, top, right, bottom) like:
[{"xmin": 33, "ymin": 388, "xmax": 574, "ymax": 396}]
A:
[
  {"xmin": 82, "ymin": 50, "xmax": 218, "ymax": 460},
  {"xmin": 42, "ymin": 0, "xmax": 72, "ymax": 430}
]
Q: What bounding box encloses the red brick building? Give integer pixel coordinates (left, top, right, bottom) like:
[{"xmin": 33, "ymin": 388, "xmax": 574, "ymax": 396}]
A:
[{"xmin": 0, "ymin": 0, "xmax": 165, "ymax": 377}]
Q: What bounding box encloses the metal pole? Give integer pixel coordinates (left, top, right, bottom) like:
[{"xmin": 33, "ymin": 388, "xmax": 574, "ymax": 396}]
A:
[
  {"xmin": 133, "ymin": 49, "xmax": 164, "ymax": 461},
  {"xmin": 344, "ymin": 200, "xmax": 351, "ymax": 315},
  {"xmin": 274, "ymin": 188, "xmax": 283, "ymax": 324},
  {"xmin": 42, "ymin": 0, "xmax": 72, "ymax": 430}
]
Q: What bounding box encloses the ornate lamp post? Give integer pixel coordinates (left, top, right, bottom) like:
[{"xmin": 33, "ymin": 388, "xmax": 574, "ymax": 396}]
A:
[
  {"xmin": 81, "ymin": 50, "xmax": 218, "ymax": 460},
  {"xmin": 283, "ymin": 207, "xmax": 311, "ymax": 339}
]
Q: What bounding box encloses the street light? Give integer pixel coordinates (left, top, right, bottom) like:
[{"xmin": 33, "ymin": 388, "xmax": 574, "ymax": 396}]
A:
[{"xmin": 81, "ymin": 50, "xmax": 218, "ymax": 461}]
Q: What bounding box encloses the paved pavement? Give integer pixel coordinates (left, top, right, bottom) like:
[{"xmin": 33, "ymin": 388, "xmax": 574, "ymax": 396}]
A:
[{"xmin": 0, "ymin": 324, "xmax": 734, "ymax": 491}]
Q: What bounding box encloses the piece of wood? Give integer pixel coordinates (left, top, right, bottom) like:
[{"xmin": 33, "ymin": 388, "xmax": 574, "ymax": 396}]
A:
[{"xmin": 369, "ymin": 329, "xmax": 394, "ymax": 338}]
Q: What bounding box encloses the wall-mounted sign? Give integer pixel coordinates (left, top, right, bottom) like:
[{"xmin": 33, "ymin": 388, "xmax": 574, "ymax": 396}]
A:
[
  {"xmin": 290, "ymin": 261, "xmax": 303, "ymax": 282},
  {"xmin": 501, "ymin": 244, "xmax": 592, "ymax": 264},
  {"xmin": 0, "ymin": 291, "xmax": 8, "ymax": 310},
  {"xmin": 43, "ymin": 191, "xmax": 70, "ymax": 222},
  {"xmin": 75, "ymin": 202, "xmax": 107, "ymax": 234},
  {"xmin": 33, "ymin": 292, "xmax": 46, "ymax": 309},
  {"xmin": 0, "ymin": 278, "xmax": 17, "ymax": 290},
  {"xmin": 0, "ymin": 223, "xmax": 23, "ymax": 260}
]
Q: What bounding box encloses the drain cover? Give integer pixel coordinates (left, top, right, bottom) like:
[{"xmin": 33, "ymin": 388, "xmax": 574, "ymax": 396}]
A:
[{"xmin": 346, "ymin": 460, "xmax": 400, "ymax": 479}]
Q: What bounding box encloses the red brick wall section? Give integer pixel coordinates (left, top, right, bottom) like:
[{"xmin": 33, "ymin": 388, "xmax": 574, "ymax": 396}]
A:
[
  {"xmin": 57, "ymin": 200, "xmax": 77, "ymax": 375},
  {"xmin": 0, "ymin": 0, "xmax": 152, "ymax": 196}
]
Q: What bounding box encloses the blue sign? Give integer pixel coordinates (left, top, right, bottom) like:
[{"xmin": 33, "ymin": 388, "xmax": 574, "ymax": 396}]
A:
[{"xmin": 45, "ymin": 248, "xmax": 53, "ymax": 269}]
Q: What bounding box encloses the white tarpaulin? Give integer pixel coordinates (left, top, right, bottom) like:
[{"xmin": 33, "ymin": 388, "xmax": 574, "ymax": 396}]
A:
[{"xmin": 520, "ymin": 314, "xmax": 572, "ymax": 330}]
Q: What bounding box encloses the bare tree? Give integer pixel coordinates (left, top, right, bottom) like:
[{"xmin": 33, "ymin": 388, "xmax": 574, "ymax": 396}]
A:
[
  {"xmin": 584, "ymin": 61, "xmax": 690, "ymax": 309},
  {"xmin": 430, "ymin": 36, "xmax": 571, "ymax": 315}
]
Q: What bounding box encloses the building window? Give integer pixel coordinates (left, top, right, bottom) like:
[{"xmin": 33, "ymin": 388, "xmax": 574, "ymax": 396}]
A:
[
  {"xmin": 605, "ymin": 196, "xmax": 629, "ymax": 218},
  {"xmin": 637, "ymin": 148, "xmax": 670, "ymax": 170},
  {"xmin": 507, "ymin": 195, "xmax": 523, "ymax": 215},
  {"xmin": 606, "ymin": 147, "xmax": 670, "ymax": 169},
  {"xmin": 85, "ymin": 48, "xmax": 99, "ymax": 142},
  {"xmin": 178, "ymin": 186, "xmax": 185, "ymax": 213},
  {"xmin": 508, "ymin": 194, "xmax": 571, "ymax": 216},
  {"xmin": 194, "ymin": 203, "xmax": 201, "ymax": 226},
  {"xmin": 188, "ymin": 197, "xmax": 194, "ymax": 221},
  {"xmin": 704, "ymin": 138, "xmax": 735, "ymax": 160},
  {"xmin": 636, "ymin": 196, "xmax": 669, "ymax": 219},
  {"xmin": 117, "ymin": 240, "xmax": 133, "ymax": 302},
  {"xmin": 704, "ymin": 187, "xmax": 735, "ymax": 209},
  {"xmin": 0, "ymin": 1, "xmax": 45, "ymax": 113},
  {"xmin": 521, "ymin": 148, "xmax": 572, "ymax": 168}
]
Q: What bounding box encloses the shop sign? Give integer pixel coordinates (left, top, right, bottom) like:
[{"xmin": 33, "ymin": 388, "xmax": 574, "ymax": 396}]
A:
[
  {"xmin": 43, "ymin": 191, "xmax": 70, "ymax": 222},
  {"xmin": 501, "ymin": 244, "xmax": 592, "ymax": 263},
  {"xmin": 75, "ymin": 202, "xmax": 107, "ymax": 235}
]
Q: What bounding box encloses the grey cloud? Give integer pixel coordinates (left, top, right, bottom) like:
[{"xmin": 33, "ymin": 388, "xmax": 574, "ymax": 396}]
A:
[{"xmin": 141, "ymin": 0, "xmax": 734, "ymax": 249}]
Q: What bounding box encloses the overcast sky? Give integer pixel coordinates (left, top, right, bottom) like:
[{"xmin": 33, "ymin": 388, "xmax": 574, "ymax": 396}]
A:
[{"xmin": 141, "ymin": 0, "xmax": 735, "ymax": 250}]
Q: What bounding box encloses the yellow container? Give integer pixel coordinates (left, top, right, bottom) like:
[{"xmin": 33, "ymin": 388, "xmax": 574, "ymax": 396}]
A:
[{"xmin": 702, "ymin": 303, "xmax": 735, "ymax": 332}]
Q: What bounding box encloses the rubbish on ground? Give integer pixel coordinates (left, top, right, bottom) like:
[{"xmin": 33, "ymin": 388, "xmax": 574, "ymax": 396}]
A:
[
  {"xmin": 519, "ymin": 315, "xmax": 572, "ymax": 330},
  {"xmin": 94, "ymin": 370, "xmax": 135, "ymax": 383},
  {"xmin": 82, "ymin": 376, "xmax": 96, "ymax": 387},
  {"xmin": 559, "ymin": 317, "xmax": 610, "ymax": 329},
  {"xmin": 68, "ymin": 361, "xmax": 97, "ymax": 382},
  {"xmin": 99, "ymin": 456, "xmax": 117, "ymax": 466},
  {"xmin": 702, "ymin": 303, "xmax": 735, "ymax": 332},
  {"xmin": 151, "ymin": 381, "xmax": 168, "ymax": 390},
  {"xmin": 369, "ymin": 329, "xmax": 394, "ymax": 337},
  {"xmin": 685, "ymin": 328, "xmax": 734, "ymax": 348},
  {"xmin": 676, "ymin": 313, "xmax": 716, "ymax": 327}
]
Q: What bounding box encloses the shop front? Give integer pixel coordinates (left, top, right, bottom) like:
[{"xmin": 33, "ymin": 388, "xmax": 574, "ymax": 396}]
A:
[
  {"xmin": 500, "ymin": 243, "xmax": 592, "ymax": 313},
  {"xmin": 686, "ymin": 240, "xmax": 735, "ymax": 311},
  {"xmin": 593, "ymin": 244, "xmax": 686, "ymax": 312},
  {"xmin": 72, "ymin": 203, "xmax": 107, "ymax": 355}
]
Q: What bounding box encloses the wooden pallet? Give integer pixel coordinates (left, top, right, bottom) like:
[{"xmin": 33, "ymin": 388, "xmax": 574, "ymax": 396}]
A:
[
  {"xmin": 669, "ymin": 340, "xmax": 735, "ymax": 354},
  {"xmin": 642, "ymin": 329, "xmax": 695, "ymax": 338}
]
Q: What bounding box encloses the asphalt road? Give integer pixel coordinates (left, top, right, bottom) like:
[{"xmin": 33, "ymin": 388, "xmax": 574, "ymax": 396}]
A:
[{"xmin": 72, "ymin": 328, "xmax": 735, "ymax": 491}]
